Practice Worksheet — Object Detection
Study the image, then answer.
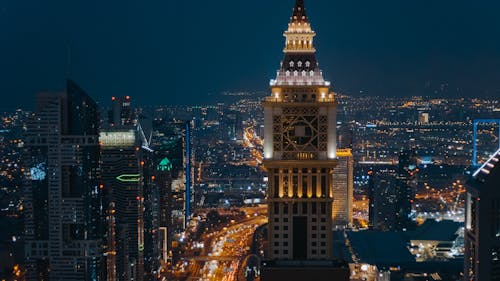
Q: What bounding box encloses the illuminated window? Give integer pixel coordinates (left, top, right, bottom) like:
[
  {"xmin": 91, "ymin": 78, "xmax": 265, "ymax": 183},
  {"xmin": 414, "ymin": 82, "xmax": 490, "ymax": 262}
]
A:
[
  {"xmin": 289, "ymin": 61, "xmax": 295, "ymax": 67},
  {"xmin": 305, "ymin": 61, "xmax": 311, "ymax": 67},
  {"xmin": 297, "ymin": 61, "xmax": 303, "ymax": 67}
]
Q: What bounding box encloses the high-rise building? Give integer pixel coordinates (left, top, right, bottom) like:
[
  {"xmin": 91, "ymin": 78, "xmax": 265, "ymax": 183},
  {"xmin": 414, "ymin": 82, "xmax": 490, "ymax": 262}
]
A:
[
  {"xmin": 151, "ymin": 119, "xmax": 188, "ymax": 238},
  {"xmin": 24, "ymin": 80, "xmax": 105, "ymax": 281},
  {"xmin": 262, "ymin": 5, "xmax": 350, "ymax": 280},
  {"xmin": 100, "ymin": 128, "xmax": 145, "ymax": 281},
  {"xmin": 102, "ymin": 96, "xmax": 159, "ymax": 281},
  {"xmin": 396, "ymin": 149, "xmax": 417, "ymax": 231},
  {"xmin": 367, "ymin": 170, "xmax": 376, "ymax": 229},
  {"xmin": 367, "ymin": 163, "xmax": 415, "ymax": 232},
  {"xmin": 337, "ymin": 124, "xmax": 353, "ymax": 149},
  {"xmin": 332, "ymin": 149, "xmax": 354, "ymax": 227},
  {"xmin": 155, "ymin": 158, "xmax": 173, "ymax": 265},
  {"xmin": 224, "ymin": 110, "xmax": 243, "ymax": 141},
  {"xmin": 370, "ymin": 169, "xmax": 400, "ymax": 231},
  {"xmin": 184, "ymin": 121, "xmax": 193, "ymax": 229},
  {"xmin": 263, "ymin": 0, "xmax": 338, "ymax": 261},
  {"xmin": 465, "ymin": 148, "xmax": 500, "ymax": 281},
  {"xmin": 141, "ymin": 150, "xmax": 159, "ymax": 281},
  {"xmin": 109, "ymin": 96, "xmax": 134, "ymax": 127}
]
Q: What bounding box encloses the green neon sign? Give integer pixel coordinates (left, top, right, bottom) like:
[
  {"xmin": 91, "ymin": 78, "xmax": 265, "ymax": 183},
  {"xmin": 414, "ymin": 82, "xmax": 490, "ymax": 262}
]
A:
[
  {"xmin": 116, "ymin": 174, "xmax": 141, "ymax": 183},
  {"xmin": 157, "ymin": 157, "xmax": 172, "ymax": 172}
]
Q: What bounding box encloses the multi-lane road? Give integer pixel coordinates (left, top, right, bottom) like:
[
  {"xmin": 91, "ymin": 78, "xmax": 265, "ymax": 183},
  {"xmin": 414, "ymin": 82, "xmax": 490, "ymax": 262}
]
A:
[{"xmin": 182, "ymin": 207, "xmax": 267, "ymax": 281}]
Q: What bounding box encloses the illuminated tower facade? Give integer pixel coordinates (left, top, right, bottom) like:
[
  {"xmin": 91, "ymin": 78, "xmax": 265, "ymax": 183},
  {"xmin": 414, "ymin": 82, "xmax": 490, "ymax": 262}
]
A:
[
  {"xmin": 332, "ymin": 149, "xmax": 353, "ymax": 227},
  {"xmin": 263, "ymin": 0, "xmax": 338, "ymax": 260}
]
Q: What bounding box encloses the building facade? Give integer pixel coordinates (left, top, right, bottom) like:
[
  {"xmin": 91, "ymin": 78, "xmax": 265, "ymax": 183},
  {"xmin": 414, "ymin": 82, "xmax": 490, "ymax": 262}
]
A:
[
  {"xmin": 100, "ymin": 128, "xmax": 145, "ymax": 281},
  {"xmin": 332, "ymin": 149, "xmax": 353, "ymax": 227},
  {"xmin": 263, "ymin": 0, "xmax": 338, "ymax": 260},
  {"xmin": 396, "ymin": 149, "xmax": 417, "ymax": 231},
  {"xmin": 24, "ymin": 80, "xmax": 105, "ymax": 280},
  {"xmin": 465, "ymin": 148, "xmax": 500, "ymax": 281}
]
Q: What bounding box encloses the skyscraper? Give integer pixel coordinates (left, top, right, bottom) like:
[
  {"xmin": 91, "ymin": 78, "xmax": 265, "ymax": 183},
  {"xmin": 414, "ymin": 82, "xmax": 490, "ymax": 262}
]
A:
[
  {"xmin": 184, "ymin": 121, "xmax": 193, "ymax": 229},
  {"xmin": 263, "ymin": 0, "xmax": 338, "ymax": 260},
  {"xmin": 396, "ymin": 149, "xmax": 417, "ymax": 231},
  {"xmin": 155, "ymin": 157, "xmax": 173, "ymax": 266},
  {"xmin": 100, "ymin": 128, "xmax": 145, "ymax": 281},
  {"xmin": 369, "ymin": 169, "xmax": 400, "ymax": 231},
  {"xmin": 332, "ymin": 149, "xmax": 354, "ymax": 227},
  {"xmin": 465, "ymin": 148, "xmax": 500, "ymax": 281},
  {"xmin": 367, "ymin": 169, "xmax": 376, "ymax": 229},
  {"xmin": 24, "ymin": 80, "xmax": 105, "ymax": 281},
  {"xmin": 109, "ymin": 96, "xmax": 134, "ymax": 127},
  {"xmin": 100, "ymin": 96, "xmax": 149, "ymax": 281},
  {"xmin": 262, "ymin": 1, "xmax": 349, "ymax": 277}
]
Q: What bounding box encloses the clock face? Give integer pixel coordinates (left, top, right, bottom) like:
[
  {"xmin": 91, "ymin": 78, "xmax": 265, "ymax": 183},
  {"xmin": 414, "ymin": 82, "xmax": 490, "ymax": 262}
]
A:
[{"xmin": 30, "ymin": 162, "xmax": 46, "ymax": 181}]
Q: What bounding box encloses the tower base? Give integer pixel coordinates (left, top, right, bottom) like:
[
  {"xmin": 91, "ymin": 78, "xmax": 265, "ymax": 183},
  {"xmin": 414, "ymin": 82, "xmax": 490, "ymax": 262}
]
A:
[{"xmin": 261, "ymin": 260, "xmax": 350, "ymax": 281}]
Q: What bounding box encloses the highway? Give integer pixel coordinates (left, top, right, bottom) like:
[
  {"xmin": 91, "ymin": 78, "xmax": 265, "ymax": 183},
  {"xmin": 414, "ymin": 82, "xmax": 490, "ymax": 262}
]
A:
[
  {"xmin": 183, "ymin": 207, "xmax": 267, "ymax": 281},
  {"xmin": 243, "ymin": 126, "xmax": 264, "ymax": 167}
]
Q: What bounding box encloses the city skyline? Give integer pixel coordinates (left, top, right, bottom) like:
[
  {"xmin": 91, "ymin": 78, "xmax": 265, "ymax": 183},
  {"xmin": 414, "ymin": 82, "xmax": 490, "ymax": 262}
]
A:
[
  {"xmin": 1, "ymin": 0, "xmax": 500, "ymax": 109},
  {"xmin": 1, "ymin": 1, "xmax": 500, "ymax": 280}
]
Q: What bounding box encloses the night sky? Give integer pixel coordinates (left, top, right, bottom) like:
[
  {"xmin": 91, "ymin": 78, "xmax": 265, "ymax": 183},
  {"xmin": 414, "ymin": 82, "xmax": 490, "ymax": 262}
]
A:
[{"xmin": 1, "ymin": 0, "xmax": 499, "ymax": 109}]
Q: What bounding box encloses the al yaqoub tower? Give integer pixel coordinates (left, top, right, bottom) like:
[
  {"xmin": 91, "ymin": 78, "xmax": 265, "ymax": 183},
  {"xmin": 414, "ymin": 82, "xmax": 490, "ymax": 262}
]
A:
[{"xmin": 263, "ymin": 0, "xmax": 338, "ymax": 261}]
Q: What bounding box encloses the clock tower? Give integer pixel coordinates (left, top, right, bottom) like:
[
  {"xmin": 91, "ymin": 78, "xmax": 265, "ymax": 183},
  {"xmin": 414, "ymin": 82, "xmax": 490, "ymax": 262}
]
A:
[{"xmin": 263, "ymin": 0, "xmax": 338, "ymax": 260}]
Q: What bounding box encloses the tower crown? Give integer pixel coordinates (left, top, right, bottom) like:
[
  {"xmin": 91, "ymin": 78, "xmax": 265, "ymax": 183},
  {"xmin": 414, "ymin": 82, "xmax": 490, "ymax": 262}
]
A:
[
  {"xmin": 284, "ymin": 0, "xmax": 316, "ymax": 54},
  {"xmin": 291, "ymin": 0, "xmax": 308, "ymax": 23},
  {"xmin": 271, "ymin": 0, "xmax": 329, "ymax": 87}
]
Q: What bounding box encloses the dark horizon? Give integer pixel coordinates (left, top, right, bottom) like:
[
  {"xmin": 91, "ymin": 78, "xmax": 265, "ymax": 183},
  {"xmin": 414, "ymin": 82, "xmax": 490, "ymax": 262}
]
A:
[{"xmin": 1, "ymin": 0, "xmax": 499, "ymax": 109}]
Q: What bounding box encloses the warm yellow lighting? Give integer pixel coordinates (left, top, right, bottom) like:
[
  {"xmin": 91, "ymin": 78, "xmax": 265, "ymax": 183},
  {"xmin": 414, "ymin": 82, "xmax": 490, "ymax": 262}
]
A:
[{"xmin": 337, "ymin": 149, "xmax": 353, "ymax": 157}]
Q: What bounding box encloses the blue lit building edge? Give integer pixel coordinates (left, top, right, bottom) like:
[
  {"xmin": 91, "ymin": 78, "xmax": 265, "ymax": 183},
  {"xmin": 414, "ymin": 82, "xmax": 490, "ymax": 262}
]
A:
[{"xmin": 472, "ymin": 119, "xmax": 500, "ymax": 167}]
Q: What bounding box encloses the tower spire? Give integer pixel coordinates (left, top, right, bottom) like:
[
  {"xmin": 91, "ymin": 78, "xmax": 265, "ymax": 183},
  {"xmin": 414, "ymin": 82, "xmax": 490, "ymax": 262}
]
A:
[
  {"xmin": 284, "ymin": 0, "xmax": 316, "ymax": 54},
  {"xmin": 292, "ymin": 0, "xmax": 308, "ymax": 23},
  {"xmin": 271, "ymin": 0, "xmax": 327, "ymax": 87}
]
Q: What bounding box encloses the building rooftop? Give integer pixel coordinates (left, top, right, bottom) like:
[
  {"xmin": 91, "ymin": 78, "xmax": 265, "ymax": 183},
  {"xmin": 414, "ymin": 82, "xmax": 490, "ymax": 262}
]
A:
[
  {"xmin": 262, "ymin": 259, "xmax": 349, "ymax": 269},
  {"xmin": 407, "ymin": 220, "xmax": 462, "ymax": 242},
  {"xmin": 346, "ymin": 231, "xmax": 415, "ymax": 266}
]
